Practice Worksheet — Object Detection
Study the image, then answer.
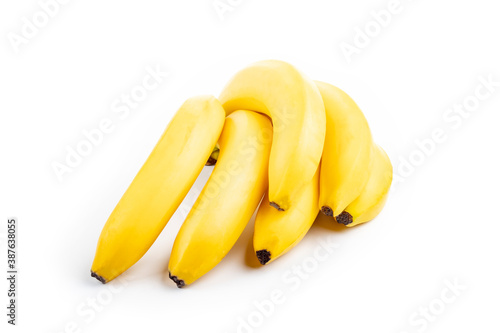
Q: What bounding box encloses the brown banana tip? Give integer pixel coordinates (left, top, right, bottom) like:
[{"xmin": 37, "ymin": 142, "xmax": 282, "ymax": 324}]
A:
[
  {"xmin": 90, "ymin": 270, "xmax": 107, "ymax": 284},
  {"xmin": 321, "ymin": 206, "xmax": 334, "ymax": 217},
  {"xmin": 169, "ymin": 272, "xmax": 186, "ymax": 288},
  {"xmin": 256, "ymin": 250, "xmax": 271, "ymax": 265},
  {"xmin": 205, "ymin": 157, "xmax": 217, "ymax": 166},
  {"xmin": 336, "ymin": 211, "xmax": 353, "ymax": 226},
  {"xmin": 269, "ymin": 202, "xmax": 284, "ymax": 211}
]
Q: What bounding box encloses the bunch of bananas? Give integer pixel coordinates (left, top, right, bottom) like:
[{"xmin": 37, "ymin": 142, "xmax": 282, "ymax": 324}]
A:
[{"xmin": 91, "ymin": 60, "xmax": 393, "ymax": 287}]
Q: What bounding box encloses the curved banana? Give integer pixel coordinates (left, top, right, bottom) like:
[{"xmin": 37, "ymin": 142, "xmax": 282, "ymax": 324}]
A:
[
  {"xmin": 315, "ymin": 81, "xmax": 374, "ymax": 218},
  {"xmin": 91, "ymin": 96, "xmax": 225, "ymax": 283},
  {"xmin": 254, "ymin": 167, "xmax": 319, "ymax": 265},
  {"xmin": 168, "ymin": 110, "xmax": 273, "ymax": 287},
  {"xmin": 336, "ymin": 145, "xmax": 393, "ymax": 227},
  {"xmin": 219, "ymin": 60, "xmax": 325, "ymax": 211}
]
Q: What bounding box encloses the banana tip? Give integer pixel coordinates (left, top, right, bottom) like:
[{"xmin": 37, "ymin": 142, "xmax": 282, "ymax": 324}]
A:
[
  {"xmin": 256, "ymin": 250, "xmax": 271, "ymax": 265},
  {"xmin": 321, "ymin": 206, "xmax": 333, "ymax": 217},
  {"xmin": 168, "ymin": 272, "xmax": 186, "ymax": 288},
  {"xmin": 269, "ymin": 202, "xmax": 284, "ymax": 211},
  {"xmin": 90, "ymin": 270, "xmax": 107, "ymax": 284},
  {"xmin": 336, "ymin": 211, "xmax": 353, "ymax": 226},
  {"xmin": 205, "ymin": 157, "xmax": 217, "ymax": 166}
]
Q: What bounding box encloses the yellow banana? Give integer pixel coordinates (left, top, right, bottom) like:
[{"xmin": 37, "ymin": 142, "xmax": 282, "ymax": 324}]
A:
[
  {"xmin": 315, "ymin": 81, "xmax": 374, "ymax": 218},
  {"xmin": 336, "ymin": 145, "xmax": 393, "ymax": 227},
  {"xmin": 91, "ymin": 96, "xmax": 225, "ymax": 283},
  {"xmin": 254, "ymin": 167, "xmax": 319, "ymax": 265},
  {"xmin": 219, "ymin": 60, "xmax": 325, "ymax": 211},
  {"xmin": 168, "ymin": 110, "xmax": 272, "ymax": 287}
]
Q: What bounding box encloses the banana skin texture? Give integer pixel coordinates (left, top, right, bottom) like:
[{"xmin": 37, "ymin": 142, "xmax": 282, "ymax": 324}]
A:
[
  {"xmin": 168, "ymin": 110, "xmax": 273, "ymax": 287},
  {"xmin": 219, "ymin": 60, "xmax": 325, "ymax": 211},
  {"xmin": 91, "ymin": 96, "xmax": 225, "ymax": 283}
]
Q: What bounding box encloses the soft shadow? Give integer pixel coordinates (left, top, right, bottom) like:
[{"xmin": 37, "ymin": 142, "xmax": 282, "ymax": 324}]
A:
[{"xmin": 312, "ymin": 212, "xmax": 354, "ymax": 233}]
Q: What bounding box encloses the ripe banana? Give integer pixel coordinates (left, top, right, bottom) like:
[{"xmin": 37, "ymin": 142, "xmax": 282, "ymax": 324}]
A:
[
  {"xmin": 219, "ymin": 60, "xmax": 325, "ymax": 211},
  {"xmin": 336, "ymin": 145, "xmax": 393, "ymax": 227},
  {"xmin": 91, "ymin": 96, "xmax": 225, "ymax": 283},
  {"xmin": 168, "ymin": 110, "xmax": 273, "ymax": 287},
  {"xmin": 315, "ymin": 81, "xmax": 374, "ymax": 218},
  {"xmin": 254, "ymin": 167, "xmax": 319, "ymax": 265}
]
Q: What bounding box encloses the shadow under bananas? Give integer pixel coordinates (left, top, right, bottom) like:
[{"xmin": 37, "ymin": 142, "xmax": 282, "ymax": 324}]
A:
[
  {"xmin": 313, "ymin": 212, "xmax": 354, "ymax": 233},
  {"xmin": 159, "ymin": 204, "xmax": 365, "ymax": 287},
  {"xmin": 243, "ymin": 210, "xmax": 362, "ymax": 270}
]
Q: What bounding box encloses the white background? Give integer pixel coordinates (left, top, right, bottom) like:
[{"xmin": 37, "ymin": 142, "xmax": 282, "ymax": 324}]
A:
[{"xmin": 1, "ymin": 0, "xmax": 500, "ymax": 332}]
